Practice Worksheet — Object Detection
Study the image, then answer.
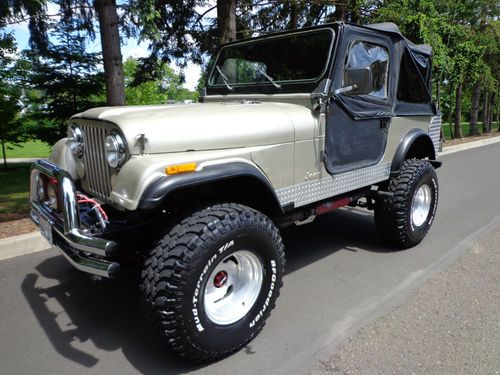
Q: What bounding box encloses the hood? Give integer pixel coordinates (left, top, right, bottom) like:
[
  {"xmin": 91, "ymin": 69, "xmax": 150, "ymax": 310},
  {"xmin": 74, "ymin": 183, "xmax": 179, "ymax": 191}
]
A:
[{"xmin": 73, "ymin": 102, "xmax": 308, "ymax": 154}]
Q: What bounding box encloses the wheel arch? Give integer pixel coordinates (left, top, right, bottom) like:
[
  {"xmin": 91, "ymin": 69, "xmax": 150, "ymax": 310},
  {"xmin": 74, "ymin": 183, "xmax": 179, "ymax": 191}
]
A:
[
  {"xmin": 391, "ymin": 128, "xmax": 441, "ymax": 175},
  {"xmin": 138, "ymin": 162, "xmax": 284, "ymax": 217}
]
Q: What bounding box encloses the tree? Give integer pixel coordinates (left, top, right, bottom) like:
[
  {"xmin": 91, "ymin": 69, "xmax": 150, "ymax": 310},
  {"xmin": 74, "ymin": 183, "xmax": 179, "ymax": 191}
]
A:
[
  {"xmin": 469, "ymin": 80, "xmax": 481, "ymax": 136},
  {"xmin": 124, "ymin": 57, "xmax": 198, "ymax": 104},
  {"xmin": 0, "ymin": 32, "xmax": 27, "ymax": 167},
  {"xmin": 479, "ymin": 20, "xmax": 500, "ymax": 132},
  {"xmin": 95, "ymin": 0, "xmax": 126, "ymax": 105},
  {"xmin": 25, "ymin": 15, "xmax": 105, "ymax": 144},
  {"xmin": 217, "ymin": 0, "xmax": 236, "ymax": 44},
  {"xmin": 3, "ymin": 0, "xmax": 125, "ymax": 105},
  {"xmin": 375, "ymin": 0, "xmax": 500, "ymax": 139}
]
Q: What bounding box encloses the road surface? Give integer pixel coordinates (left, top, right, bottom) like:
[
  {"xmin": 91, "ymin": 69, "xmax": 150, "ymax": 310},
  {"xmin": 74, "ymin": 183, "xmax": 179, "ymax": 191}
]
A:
[
  {"xmin": 310, "ymin": 225, "xmax": 500, "ymax": 374},
  {"xmin": 1, "ymin": 143, "xmax": 500, "ymax": 374}
]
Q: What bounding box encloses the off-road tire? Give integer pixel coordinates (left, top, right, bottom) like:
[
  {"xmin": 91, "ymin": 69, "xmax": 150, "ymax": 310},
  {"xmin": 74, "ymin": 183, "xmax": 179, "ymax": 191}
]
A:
[
  {"xmin": 374, "ymin": 159, "xmax": 438, "ymax": 248},
  {"xmin": 140, "ymin": 203, "xmax": 285, "ymax": 362}
]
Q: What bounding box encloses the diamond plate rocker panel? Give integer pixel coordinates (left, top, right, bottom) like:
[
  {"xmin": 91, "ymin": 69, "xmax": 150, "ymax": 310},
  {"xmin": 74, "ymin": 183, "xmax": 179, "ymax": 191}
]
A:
[
  {"xmin": 276, "ymin": 163, "xmax": 391, "ymax": 207},
  {"xmin": 429, "ymin": 115, "xmax": 442, "ymax": 157}
]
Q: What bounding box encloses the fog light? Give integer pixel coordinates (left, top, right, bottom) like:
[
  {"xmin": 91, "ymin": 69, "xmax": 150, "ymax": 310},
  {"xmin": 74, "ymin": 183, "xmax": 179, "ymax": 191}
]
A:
[{"xmin": 69, "ymin": 124, "xmax": 84, "ymax": 158}]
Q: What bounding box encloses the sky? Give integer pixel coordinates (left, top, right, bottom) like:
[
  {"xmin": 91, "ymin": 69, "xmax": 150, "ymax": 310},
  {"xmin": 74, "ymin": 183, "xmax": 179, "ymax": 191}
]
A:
[{"xmin": 5, "ymin": 2, "xmax": 204, "ymax": 91}]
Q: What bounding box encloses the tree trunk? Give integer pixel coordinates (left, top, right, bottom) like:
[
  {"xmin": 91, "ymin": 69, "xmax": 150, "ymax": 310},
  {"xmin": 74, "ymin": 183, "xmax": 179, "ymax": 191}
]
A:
[
  {"xmin": 482, "ymin": 91, "xmax": 490, "ymax": 133},
  {"xmin": 332, "ymin": 3, "xmax": 346, "ymax": 21},
  {"xmin": 454, "ymin": 83, "xmax": 463, "ymax": 139},
  {"xmin": 496, "ymin": 83, "xmax": 500, "ymax": 132},
  {"xmin": 94, "ymin": 0, "xmax": 126, "ymax": 106},
  {"xmin": 217, "ymin": 0, "xmax": 237, "ymax": 45},
  {"xmin": 435, "ymin": 79, "xmax": 441, "ymax": 111},
  {"xmin": 435, "ymin": 79, "xmax": 446, "ymax": 143},
  {"xmin": 469, "ymin": 80, "xmax": 480, "ymax": 136},
  {"xmin": 288, "ymin": 0, "xmax": 298, "ymax": 30},
  {"xmin": 1, "ymin": 141, "xmax": 6, "ymax": 169},
  {"xmin": 488, "ymin": 91, "xmax": 495, "ymax": 132},
  {"xmin": 348, "ymin": 0, "xmax": 361, "ymax": 23},
  {"xmin": 497, "ymin": 103, "xmax": 500, "ymax": 132}
]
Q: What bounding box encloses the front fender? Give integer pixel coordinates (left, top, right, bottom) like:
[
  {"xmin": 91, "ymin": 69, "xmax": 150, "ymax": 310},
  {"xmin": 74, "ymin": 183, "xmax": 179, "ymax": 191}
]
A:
[
  {"xmin": 138, "ymin": 161, "xmax": 282, "ymax": 212},
  {"xmin": 47, "ymin": 138, "xmax": 79, "ymax": 179}
]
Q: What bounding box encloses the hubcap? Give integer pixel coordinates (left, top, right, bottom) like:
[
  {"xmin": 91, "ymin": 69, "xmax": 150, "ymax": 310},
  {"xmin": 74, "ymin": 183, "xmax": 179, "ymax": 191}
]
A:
[
  {"xmin": 411, "ymin": 184, "xmax": 432, "ymax": 227},
  {"xmin": 204, "ymin": 250, "xmax": 263, "ymax": 325}
]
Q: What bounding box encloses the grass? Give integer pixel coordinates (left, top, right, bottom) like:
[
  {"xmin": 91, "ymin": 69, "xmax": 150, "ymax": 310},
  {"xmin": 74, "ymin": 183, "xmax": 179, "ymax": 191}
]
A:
[
  {"xmin": 442, "ymin": 122, "xmax": 499, "ymax": 140},
  {"xmin": 0, "ymin": 164, "xmax": 32, "ymax": 221},
  {"xmin": 0, "ymin": 140, "xmax": 52, "ymax": 159}
]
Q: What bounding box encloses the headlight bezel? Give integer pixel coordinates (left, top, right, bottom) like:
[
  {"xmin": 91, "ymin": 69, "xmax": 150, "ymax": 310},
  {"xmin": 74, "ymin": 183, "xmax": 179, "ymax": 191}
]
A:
[
  {"xmin": 104, "ymin": 131, "xmax": 127, "ymax": 169},
  {"xmin": 69, "ymin": 124, "xmax": 84, "ymax": 158}
]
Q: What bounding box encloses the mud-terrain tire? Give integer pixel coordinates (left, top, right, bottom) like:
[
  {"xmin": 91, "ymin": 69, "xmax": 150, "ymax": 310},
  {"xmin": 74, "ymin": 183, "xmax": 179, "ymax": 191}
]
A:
[
  {"xmin": 374, "ymin": 159, "xmax": 438, "ymax": 248},
  {"xmin": 140, "ymin": 203, "xmax": 285, "ymax": 362}
]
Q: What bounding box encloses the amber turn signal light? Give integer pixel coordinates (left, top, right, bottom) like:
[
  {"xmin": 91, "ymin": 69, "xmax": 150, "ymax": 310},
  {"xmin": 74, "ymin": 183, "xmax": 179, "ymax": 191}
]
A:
[{"xmin": 165, "ymin": 163, "xmax": 197, "ymax": 175}]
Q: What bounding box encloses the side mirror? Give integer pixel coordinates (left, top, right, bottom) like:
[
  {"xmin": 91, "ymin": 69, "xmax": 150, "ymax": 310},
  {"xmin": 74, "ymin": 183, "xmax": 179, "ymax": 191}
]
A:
[{"xmin": 335, "ymin": 67, "xmax": 373, "ymax": 95}]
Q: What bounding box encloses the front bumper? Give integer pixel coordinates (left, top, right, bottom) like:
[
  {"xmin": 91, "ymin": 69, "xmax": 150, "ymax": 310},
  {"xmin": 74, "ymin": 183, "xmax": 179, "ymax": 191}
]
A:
[{"xmin": 30, "ymin": 160, "xmax": 120, "ymax": 277}]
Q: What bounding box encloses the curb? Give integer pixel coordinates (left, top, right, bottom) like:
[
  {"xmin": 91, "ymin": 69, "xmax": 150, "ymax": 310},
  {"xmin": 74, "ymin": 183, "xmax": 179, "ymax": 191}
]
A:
[
  {"xmin": 3, "ymin": 158, "xmax": 45, "ymax": 164},
  {"xmin": 1, "ymin": 135, "xmax": 500, "ymax": 260},
  {"xmin": 0, "ymin": 232, "xmax": 50, "ymax": 261},
  {"xmin": 440, "ymin": 135, "xmax": 500, "ymax": 155}
]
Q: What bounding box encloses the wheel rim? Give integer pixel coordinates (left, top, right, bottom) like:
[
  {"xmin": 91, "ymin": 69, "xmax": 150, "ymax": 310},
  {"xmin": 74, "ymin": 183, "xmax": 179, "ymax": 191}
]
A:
[
  {"xmin": 204, "ymin": 250, "xmax": 263, "ymax": 325},
  {"xmin": 411, "ymin": 184, "xmax": 432, "ymax": 227}
]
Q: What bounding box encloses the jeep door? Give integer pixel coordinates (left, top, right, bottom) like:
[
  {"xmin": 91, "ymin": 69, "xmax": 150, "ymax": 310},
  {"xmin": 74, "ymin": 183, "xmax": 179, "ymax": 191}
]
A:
[{"xmin": 325, "ymin": 30, "xmax": 394, "ymax": 175}]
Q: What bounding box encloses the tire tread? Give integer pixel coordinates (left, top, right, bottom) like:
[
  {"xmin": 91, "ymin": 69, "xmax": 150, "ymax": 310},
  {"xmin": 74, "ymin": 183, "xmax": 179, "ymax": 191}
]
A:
[
  {"xmin": 140, "ymin": 203, "xmax": 285, "ymax": 362},
  {"xmin": 375, "ymin": 159, "xmax": 438, "ymax": 248}
]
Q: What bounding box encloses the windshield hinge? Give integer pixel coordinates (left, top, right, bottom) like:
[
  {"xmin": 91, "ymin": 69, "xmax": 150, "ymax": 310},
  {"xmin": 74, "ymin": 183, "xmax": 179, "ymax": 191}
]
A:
[
  {"xmin": 311, "ymin": 92, "xmax": 332, "ymax": 113},
  {"xmin": 312, "ymin": 78, "xmax": 332, "ymax": 113}
]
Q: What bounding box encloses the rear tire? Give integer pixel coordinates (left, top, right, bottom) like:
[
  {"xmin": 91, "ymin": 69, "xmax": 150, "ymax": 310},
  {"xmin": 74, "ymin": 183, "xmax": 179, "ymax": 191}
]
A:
[
  {"xmin": 140, "ymin": 203, "xmax": 285, "ymax": 362},
  {"xmin": 374, "ymin": 159, "xmax": 438, "ymax": 248}
]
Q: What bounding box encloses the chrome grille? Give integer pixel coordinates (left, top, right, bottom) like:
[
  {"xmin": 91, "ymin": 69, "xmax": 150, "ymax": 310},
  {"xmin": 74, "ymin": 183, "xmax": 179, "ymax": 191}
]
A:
[{"xmin": 81, "ymin": 125, "xmax": 112, "ymax": 200}]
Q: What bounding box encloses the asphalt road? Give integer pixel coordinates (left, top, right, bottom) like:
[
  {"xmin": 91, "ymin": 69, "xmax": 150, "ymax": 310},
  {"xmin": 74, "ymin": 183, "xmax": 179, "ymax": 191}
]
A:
[
  {"xmin": 311, "ymin": 224, "xmax": 500, "ymax": 374},
  {"xmin": 1, "ymin": 143, "xmax": 500, "ymax": 375}
]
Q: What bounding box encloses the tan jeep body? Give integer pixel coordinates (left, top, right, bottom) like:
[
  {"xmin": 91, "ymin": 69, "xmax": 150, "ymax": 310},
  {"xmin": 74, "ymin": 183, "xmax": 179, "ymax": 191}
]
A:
[{"xmin": 29, "ymin": 22, "xmax": 442, "ymax": 362}]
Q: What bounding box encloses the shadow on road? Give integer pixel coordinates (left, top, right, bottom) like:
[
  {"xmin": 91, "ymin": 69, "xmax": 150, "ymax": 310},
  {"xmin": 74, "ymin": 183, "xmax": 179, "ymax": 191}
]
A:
[
  {"xmin": 20, "ymin": 206, "xmax": 389, "ymax": 373},
  {"xmin": 283, "ymin": 206, "xmax": 388, "ymax": 274},
  {"xmin": 21, "ymin": 258, "xmax": 202, "ymax": 374}
]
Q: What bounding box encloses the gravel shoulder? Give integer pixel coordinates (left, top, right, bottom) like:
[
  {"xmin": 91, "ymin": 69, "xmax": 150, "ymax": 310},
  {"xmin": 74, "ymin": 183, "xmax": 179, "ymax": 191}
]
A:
[
  {"xmin": 310, "ymin": 226, "xmax": 500, "ymax": 375},
  {"xmin": 0, "ymin": 218, "xmax": 36, "ymax": 239}
]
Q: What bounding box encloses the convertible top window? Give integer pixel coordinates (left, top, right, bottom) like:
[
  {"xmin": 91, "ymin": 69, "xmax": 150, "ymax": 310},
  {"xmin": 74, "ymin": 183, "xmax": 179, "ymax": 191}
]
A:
[
  {"xmin": 343, "ymin": 41, "xmax": 389, "ymax": 99},
  {"xmin": 209, "ymin": 30, "xmax": 333, "ymax": 88}
]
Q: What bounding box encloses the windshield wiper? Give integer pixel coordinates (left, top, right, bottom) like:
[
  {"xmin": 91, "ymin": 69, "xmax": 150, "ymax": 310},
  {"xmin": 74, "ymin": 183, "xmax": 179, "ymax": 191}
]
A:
[
  {"xmin": 258, "ymin": 68, "xmax": 281, "ymax": 89},
  {"xmin": 215, "ymin": 66, "xmax": 233, "ymax": 91}
]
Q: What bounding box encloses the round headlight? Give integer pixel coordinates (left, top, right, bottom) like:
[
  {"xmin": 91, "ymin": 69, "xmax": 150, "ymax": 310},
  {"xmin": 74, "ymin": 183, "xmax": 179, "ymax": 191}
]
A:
[
  {"xmin": 69, "ymin": 124, "xmax": 84, "ymax": 158},
  {"xmin": 105, "ymin": 133, "xmax": 126, "ymax": 168}
]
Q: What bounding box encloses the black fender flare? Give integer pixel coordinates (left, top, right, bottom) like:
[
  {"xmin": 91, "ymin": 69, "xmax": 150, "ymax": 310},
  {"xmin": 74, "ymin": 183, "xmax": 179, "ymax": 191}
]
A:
[
  {"xmin": 391, "ymin": 128, "xmax": 442, "ymax": 175},
  {"xmin": 138, "ymin": 162, "xmax": 283, "ymax": 211}
]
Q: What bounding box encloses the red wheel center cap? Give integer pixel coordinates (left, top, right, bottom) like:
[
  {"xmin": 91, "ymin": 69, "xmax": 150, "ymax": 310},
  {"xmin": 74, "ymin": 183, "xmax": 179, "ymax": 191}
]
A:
[{"xmin": 214, "ymin": 271, "xmax": 228, "ymax": 288}]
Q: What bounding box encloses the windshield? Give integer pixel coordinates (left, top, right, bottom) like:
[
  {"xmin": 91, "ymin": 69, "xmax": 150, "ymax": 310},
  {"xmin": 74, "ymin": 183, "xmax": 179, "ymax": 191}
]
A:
[{"xmin": 208, "ymin": 29, "xmax": 334, "ymax": 89}]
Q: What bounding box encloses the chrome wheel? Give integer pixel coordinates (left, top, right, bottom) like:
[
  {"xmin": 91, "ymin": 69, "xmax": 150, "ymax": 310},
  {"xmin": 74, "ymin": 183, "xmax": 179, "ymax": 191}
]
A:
[
  {"xmin": 411, "ymin": 184, "xmax": 432, "ymax": 227},
  {"xmin": 204, "ymin": 250, "xmax": 263, "ymax": 325}
]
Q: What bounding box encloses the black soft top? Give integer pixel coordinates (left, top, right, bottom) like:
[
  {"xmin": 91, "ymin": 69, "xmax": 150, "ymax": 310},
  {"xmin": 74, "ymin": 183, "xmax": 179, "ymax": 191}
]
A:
[
  {"xmin": 207, "ymin": 22, "xmax": 436, "ymax": 117},
  {"xmin": 364, "ymin": 22, "xmax": 432, "ymax": 55},
  {"xmin": 335, "ymin": 22, "xmax": 436, "ymax": 118}
]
